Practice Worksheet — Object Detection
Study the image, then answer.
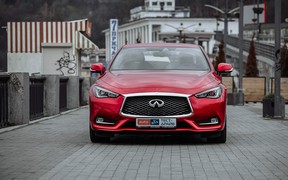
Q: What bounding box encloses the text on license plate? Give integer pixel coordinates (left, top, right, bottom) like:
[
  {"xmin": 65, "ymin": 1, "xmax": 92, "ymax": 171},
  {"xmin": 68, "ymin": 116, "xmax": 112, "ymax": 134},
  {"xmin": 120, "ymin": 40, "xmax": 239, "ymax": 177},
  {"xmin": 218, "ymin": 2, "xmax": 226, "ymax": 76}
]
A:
[{"xmin": 136, "ymin": 118, "xmax": 176, "ymax": 128}]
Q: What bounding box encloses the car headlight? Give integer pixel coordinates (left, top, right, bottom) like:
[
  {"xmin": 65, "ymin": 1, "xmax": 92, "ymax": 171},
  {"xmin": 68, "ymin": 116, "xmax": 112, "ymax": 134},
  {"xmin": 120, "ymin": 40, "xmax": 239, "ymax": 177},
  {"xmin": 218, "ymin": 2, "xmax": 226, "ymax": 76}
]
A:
[
  {"xmin": 195, "ymin": 86, "xmax": 222, "ymax": 99},
  {"xmin": 93, "ymin": 86, "xmax": 119, "ymax": 98}
]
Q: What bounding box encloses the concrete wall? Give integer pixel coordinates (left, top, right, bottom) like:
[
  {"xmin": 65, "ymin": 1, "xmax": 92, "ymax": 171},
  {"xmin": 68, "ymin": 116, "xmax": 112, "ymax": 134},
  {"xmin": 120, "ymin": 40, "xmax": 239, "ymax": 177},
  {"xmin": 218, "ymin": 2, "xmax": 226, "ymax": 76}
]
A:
[
  {"xmin": 80, "ymin": 77, "xmax": 91, "ymax": 105},
  {"xmin": 7, "ymin": 43, "xmax": 80, "ymax": 77},
  {"xmin": 3, "ymin": 73, "xmax": 92, "ymax": 126},
  {"xmin": 44, "ymin": 75, "xmax": 60, "ymax": 116},
  {"xmin": 42, "ymin": 44, "xmax": 76, "ymax": 76},
  {"xmin": 7, "ymin": 73, "xmax": 30, "ymax": 125},
  {"xmin": 67, "ymin": 76, "xmax": 79, "ymax": 109},
  {"xmin": 8, "ymin": 53, "xmax": 42, "ymax": 75}
]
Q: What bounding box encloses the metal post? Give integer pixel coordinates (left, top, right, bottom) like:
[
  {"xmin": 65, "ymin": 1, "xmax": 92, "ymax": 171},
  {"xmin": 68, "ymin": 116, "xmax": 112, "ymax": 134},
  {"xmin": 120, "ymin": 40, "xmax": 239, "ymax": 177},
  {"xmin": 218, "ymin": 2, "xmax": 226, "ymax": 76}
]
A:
[
  {"xmin": 257, "ymin": 0, "xmax": 260, "ymax": 26},
  {"xmin": 238, "ymin": 0, "xmax": 244, "ymax": 105},
  {"xmin": 274, "ymin": 0, "xmax": 282, "ymax": 118},
  {"xmin": 224, "ymin": 0, "xmax": 228, "ymax": 54},
  {"xmin": 257, "ymin": 0, "xmax": 260, "ymax": 39},
  {"xmin": 179, "ymin": 30, "xmax": 183, "ymax": 43},
  {"xmin": 224, "ymin": 14, "xmax": 228, "ymax": 54}
]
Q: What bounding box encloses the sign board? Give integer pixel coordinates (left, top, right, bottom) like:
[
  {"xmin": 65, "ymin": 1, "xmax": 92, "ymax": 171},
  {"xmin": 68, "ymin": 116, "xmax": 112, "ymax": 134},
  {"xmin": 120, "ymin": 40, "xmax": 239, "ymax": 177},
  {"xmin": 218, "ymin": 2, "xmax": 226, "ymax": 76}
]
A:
[{"xmin": 110, "ymin": 19, "xmax": 118, "ymax": 58}]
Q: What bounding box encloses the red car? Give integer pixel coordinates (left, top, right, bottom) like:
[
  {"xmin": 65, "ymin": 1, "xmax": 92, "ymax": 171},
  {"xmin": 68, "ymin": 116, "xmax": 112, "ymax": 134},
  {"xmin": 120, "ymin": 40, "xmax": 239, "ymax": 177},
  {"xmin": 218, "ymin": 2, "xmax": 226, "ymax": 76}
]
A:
[{"xmin": 89, "ymin": 43, "xmax": 233, "ymax": 143}]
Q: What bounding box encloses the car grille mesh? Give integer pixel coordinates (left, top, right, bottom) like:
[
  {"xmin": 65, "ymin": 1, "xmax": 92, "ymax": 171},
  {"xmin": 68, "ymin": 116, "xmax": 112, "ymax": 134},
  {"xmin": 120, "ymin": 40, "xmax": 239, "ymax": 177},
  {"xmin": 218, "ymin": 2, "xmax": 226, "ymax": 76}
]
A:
[{"xmin": 121, "ymin": 96, "xmax": 191, "ymax": 116}]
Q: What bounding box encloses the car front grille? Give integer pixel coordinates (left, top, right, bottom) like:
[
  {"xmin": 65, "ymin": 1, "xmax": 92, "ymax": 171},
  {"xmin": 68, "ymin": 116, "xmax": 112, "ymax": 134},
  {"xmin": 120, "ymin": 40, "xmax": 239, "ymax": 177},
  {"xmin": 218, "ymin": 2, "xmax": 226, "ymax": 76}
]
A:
[{"xmin": 121, "ymin": 95, "xmax": 192, "ymax": 117}]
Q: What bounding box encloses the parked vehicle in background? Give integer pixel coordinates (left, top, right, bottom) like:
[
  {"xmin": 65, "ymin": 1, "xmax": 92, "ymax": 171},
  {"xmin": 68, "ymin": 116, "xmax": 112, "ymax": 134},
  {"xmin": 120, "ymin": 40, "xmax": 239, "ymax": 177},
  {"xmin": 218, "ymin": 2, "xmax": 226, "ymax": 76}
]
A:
[{"xmin": 89, "ymin": 43, "xmax": 233, "ymax": 143}]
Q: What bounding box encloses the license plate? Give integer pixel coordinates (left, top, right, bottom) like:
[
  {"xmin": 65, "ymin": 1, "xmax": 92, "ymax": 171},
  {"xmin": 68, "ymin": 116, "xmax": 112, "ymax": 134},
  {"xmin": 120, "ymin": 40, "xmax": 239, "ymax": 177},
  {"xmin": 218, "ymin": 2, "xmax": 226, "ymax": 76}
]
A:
[{"xmin": 136, "ymin": 118, "xmax": 176, "ymax": 128}]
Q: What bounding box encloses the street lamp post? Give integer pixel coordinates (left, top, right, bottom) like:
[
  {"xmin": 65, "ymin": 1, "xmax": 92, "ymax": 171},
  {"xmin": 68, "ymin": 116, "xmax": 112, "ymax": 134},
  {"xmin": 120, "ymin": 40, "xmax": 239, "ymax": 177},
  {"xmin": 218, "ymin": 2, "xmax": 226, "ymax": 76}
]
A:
[
  {"xmin": 253, "ymin": 0, "xmax": 264, "ymax": 39},
  {"xmin": 204, "ymin": 4, "xmax": 239, "ymax": 54},
  {"xmin": 165, "ymin": 23, "xmax": 197, "ymax": 43},
  {"xmin": 205, "ymin": 2, "xmax": 242, "ymax": 105}
]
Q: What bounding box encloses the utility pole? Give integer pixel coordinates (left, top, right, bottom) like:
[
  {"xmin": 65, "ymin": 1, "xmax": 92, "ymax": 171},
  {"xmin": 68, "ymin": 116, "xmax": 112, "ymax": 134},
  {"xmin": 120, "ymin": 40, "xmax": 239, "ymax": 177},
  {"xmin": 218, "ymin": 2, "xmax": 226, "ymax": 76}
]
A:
[
  {"xmin": 274, "ymin": 0, "xmax": 282, "ymax": 118},
  {"xmin": 224, "ymin": 0, "xmax": 228, "ymax": 53},
  {"xmin": 238, "ymin": 0, "xmax": 244, "ymax": 105}
]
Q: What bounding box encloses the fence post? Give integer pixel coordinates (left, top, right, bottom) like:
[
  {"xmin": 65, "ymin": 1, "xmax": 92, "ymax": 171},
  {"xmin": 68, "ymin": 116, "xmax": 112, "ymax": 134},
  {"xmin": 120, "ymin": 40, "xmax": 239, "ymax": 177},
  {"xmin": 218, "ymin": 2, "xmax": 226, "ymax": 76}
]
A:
[
  {"xmin": 81, "ymin": 77, "xmax": 91, "ymax": 106},
  {"xmin": 8, "ymin": 73, "xmax": 30, "ymax": 125},
  {"xmin": 67, "ymin": 76, "xmax": 79, "ymax": 109},
  {"xmin": 43, "ymin": 75, "xmax": 60, "ymax": 116}
]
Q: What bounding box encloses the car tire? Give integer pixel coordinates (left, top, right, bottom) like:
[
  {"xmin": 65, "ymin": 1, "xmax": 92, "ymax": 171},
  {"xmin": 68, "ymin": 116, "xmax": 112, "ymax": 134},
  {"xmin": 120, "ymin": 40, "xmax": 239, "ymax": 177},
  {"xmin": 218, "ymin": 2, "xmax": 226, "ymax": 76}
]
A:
[
  {"xmin": 208, "ymin": 122, "xmax": 226, "ymax": 143},
  {"xmin": 90, "ymin": 126, "xmax": 110, "ymax": 143}
]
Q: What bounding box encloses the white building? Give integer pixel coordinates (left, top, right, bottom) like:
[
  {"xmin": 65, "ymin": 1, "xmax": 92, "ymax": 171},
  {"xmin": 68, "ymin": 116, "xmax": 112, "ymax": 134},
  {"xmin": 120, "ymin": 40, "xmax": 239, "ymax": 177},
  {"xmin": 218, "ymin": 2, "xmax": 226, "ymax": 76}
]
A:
[
  {"xmin": 130, "ymin": 0, "xmax": 190, "ymax": 20},
  {"xmin": 104, "ymin": 0, "xmax": 239, "ymax": 61},
  {"xmin": 7, "ymin": 19, "xmax": 99, "ymax": 76}
]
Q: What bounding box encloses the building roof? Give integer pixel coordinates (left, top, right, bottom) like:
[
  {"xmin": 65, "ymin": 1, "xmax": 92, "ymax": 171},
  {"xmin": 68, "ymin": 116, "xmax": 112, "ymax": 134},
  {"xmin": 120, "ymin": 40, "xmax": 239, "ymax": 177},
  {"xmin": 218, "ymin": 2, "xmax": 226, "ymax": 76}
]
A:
[{"xmin": 7, "ymin": 19, "xmax": 98, "ymax": 54}]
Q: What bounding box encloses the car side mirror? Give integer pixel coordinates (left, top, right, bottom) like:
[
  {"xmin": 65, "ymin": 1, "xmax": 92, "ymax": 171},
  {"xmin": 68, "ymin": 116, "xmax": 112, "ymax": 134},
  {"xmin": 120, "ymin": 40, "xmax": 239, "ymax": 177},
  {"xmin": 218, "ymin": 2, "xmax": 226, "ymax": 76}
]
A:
[
  {"xmin": 217, "ymin": 63, "xmax": 233, "ymax": 74},
  {"xmin": 90, "ymin": 63, "xmax": 106, "ymax": 75}
]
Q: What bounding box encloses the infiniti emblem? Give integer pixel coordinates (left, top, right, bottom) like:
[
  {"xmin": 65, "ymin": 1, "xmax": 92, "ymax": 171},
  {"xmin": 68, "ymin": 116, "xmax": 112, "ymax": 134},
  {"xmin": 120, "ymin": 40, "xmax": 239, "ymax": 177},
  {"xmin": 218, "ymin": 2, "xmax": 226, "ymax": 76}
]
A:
[{"xmin": 149, "ymin": 99, "xmax": 165, "ymax": 108}]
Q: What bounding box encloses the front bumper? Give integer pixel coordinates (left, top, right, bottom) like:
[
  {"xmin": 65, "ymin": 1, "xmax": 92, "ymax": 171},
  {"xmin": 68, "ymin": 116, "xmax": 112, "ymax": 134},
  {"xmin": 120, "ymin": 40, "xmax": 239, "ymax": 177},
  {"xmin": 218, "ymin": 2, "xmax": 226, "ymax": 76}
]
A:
[{"xmin": 89, "ymin": 91, "xmax": 227, "ymax": 134}]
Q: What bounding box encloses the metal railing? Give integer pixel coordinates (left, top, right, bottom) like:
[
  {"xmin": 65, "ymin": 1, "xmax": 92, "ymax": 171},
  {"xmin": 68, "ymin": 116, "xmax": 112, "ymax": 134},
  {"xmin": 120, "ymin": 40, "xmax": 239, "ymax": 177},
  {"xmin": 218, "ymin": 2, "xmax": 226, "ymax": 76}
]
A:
[
  {"xmin": 79, "ymin": 78, "xmax": 84, "ymax": 106},
  {"xmin": 30, "ymin": 77, "xmax": 46, "ymax": 120},
  {"xmin": 0, "ymin": 75, "xmax": 9, "ymax": 128},
  {"xmin": 215, "ymin": 33, "xmax": 275, "ymax": 61},
  {"xmin": 59, "ymin": 77, "xmax": 68, "ymax": 112},
  {"xmin": 1, "ymin": 74, "xmax": 92, "ymax": 128}
]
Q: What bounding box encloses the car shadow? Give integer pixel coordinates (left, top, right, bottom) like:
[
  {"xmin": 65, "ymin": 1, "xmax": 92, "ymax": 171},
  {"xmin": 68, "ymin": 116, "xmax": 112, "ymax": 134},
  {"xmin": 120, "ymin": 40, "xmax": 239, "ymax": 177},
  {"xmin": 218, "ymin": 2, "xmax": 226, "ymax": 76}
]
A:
[{"xmin": 106, "ymin": 134, "xmax": 209, "ymax": 145}]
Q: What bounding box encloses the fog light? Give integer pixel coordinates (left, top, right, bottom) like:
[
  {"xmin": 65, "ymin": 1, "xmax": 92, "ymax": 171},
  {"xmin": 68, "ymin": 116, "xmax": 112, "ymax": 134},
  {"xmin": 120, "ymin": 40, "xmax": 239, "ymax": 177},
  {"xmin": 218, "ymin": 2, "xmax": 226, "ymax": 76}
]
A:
[
  {"xmin": 198, "ymin": 117, "xmax": 219, "ymax": 126},
  {"xmin": 95, "ymin": 117, "xmax": 116, "ymax": 125},
  {"xmin": 96, "ymin": 117, "xmax": 104, "ymax": 123},
  {"xmin": 210, "ymin": 118, "xmax": 218, "ymax": 124}
]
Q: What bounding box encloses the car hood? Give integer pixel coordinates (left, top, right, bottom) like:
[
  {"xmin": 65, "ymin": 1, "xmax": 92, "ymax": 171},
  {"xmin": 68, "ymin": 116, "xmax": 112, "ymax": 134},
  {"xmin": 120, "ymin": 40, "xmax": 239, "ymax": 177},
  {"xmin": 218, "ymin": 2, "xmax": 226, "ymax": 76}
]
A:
[{"xmin": 96, "ymin": 70, "xmax": 220, "ymax": 95}]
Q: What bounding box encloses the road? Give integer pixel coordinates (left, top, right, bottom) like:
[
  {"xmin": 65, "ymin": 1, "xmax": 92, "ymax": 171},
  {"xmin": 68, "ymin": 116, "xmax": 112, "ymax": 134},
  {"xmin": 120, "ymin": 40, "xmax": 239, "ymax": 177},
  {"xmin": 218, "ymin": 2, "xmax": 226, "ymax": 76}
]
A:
[{"xmin": 0, "ymin": 105, "xmax": 288, "ymax": 180}]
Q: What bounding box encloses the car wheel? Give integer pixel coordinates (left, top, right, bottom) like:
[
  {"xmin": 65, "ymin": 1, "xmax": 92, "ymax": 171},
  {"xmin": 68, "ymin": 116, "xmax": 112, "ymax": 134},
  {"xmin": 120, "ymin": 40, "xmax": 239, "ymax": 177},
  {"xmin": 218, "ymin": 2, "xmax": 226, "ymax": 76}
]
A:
[
  {"xmin": 90, "ymin": 126, "xmax": 110, "ymax": 143},
  {"xmin": 208, "ymin": 122, "xmax": 226, "ymax": 143}
]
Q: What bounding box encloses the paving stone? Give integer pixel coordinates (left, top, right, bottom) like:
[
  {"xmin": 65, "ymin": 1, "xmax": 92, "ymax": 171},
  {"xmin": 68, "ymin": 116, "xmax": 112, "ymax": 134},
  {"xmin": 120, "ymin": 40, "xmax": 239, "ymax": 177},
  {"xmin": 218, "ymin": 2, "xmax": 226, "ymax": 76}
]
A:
[{"xmin": 0, "ymin": 105, "xmax": 288, "ymax": 179}]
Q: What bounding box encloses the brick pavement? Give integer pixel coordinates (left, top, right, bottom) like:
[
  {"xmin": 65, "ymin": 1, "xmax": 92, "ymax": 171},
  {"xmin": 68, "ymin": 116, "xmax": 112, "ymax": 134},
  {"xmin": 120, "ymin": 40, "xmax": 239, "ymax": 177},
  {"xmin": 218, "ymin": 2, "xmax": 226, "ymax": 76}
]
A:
[{"xmin": 0, "ymin": 105, "xmax": 288, "ymax": 180}]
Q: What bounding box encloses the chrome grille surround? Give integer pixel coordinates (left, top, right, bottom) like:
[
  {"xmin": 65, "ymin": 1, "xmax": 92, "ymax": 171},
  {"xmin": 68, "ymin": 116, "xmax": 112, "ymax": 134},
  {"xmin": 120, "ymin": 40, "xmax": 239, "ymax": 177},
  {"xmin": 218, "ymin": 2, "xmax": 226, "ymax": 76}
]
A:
[{"xmin": 120, "ymin": 92, "xmax": 193, "ymax": 117}]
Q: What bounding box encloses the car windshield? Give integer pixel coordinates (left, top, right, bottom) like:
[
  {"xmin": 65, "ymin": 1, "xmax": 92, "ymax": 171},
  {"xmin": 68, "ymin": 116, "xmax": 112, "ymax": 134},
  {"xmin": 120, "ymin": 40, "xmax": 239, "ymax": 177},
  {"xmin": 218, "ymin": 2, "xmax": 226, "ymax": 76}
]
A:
[{"xmin": 110, "ymin": 46, "xmax": 210, "ymax": 71}]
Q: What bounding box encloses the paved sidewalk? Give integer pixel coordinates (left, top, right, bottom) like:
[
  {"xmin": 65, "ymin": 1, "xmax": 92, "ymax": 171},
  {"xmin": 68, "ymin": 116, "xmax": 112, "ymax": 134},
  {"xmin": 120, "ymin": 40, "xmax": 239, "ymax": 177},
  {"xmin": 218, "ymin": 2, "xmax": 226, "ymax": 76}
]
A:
[
  {"xmin": 0, "ymin": 105, "xmax": 288, "ymax": 180},
  {"xmin": 244, "ymin": 102, "xmax": 288, "ymax": 120}
]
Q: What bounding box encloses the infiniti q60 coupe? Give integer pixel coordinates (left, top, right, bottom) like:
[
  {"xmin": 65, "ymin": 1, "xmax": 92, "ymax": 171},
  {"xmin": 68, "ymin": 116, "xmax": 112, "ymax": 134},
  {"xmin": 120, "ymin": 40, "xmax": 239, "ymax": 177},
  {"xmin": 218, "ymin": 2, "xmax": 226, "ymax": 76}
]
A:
[{"xmin": 89, "ymin": 43, "xmax": 233, "ymax": 143}]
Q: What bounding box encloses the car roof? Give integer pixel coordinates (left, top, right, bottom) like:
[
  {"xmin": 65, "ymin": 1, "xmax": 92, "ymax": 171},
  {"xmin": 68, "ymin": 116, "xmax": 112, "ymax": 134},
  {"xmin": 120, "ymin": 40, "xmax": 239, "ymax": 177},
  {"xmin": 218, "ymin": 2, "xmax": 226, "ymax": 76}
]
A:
[{"xmin": 122, "ymin": 43, "xmax": 200, "ymax": 49}]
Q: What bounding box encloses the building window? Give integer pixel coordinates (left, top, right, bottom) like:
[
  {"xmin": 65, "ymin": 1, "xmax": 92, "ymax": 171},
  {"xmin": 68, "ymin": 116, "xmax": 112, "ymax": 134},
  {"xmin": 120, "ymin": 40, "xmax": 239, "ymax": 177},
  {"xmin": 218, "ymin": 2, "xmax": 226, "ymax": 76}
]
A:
[
  {"xmin": 152, "ymin": 2, "xmax": 157, "ymax": 6},
  {"xmin": 167, "ymin": 2, "xmax": 172, "ymax": 6}
]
